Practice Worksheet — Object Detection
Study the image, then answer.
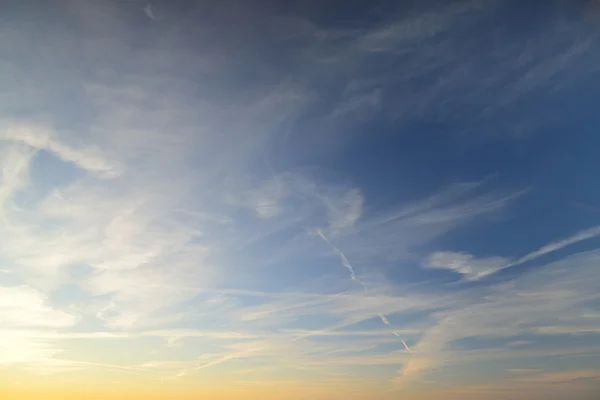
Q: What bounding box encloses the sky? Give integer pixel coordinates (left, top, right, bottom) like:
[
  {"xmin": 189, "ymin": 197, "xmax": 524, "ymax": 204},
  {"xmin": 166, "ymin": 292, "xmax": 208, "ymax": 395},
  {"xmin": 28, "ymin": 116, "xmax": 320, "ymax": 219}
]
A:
[{"xmin": 1, "ymin": 0, "xmax": 600, "ymax": 399}]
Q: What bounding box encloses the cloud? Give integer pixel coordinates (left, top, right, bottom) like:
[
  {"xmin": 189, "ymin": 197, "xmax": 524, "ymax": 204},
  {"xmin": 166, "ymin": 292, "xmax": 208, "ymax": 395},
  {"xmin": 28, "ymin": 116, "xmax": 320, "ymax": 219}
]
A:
[
  {"xmin": 0, "ymin": 331, "xmax": 63, "ymax": 365},
  {"xmin": 0, "ymin": 124, "xmax": 122, "ymax": 179},
  {"xmin": 0, "ymin": 285, "xmax": 77, "ymax": 366},
  {"xmin": 143, "ymin": 4, "xmax": 156, "ymax": 20},
  {"xmin": 237, "ymin": 175, "xmax": 290, "ymax": 218},
  {"xmin": 512, "ymin": 370, "xmax": 600, "ymax": 384},
  {"xmin": 337, "ymin": 183, "xmax": 528, "ymax": 264},
  {"xmin": 508, "ymin": 368, "xmax": 541, "ymax": 374},
  {"xmin": 0, "ymin": 144, "xmax": 34, "ymax": 211},
  {"xmin": 323, "ymin": 188, "xmax": 364, "ymax": 234},
  {"xmin": 401, "ymin": 340, "xmax": 413, "ymax": 354},
  {"xmin": 425, "ymin": 224, "xmax": 600, "ymax": 281},
  {"xmin": 394, "ymin": 248, "xmax": 600, "ymax": 387},
  {"xmin": 313, "ymin": 229, "xmax": 416, "ymax": 357},
  {"xmin": 328, "ymin": 90, "xmax": 382, "ymax": 122},
  {"xmin": 0, "ymin": 286, "xmax": 76, "ymax": 328},
  {"xmin": 506, "ymin": 341, "xmax": 533, "ymax": 348},
  {"xmin": 288, "ymin": 0, "xmax": 600, "ymax": 144},
  {"xmin": 509, "ymin": 225, "xmax": 600, "ymax": 266},
  {"xmin": 425, "ymin": 252, "xmax": 509, "ymax": 281},
  {"xmin": 316, "ymin": 229, "xmax": 366, "ymax": 290},
  {"xmin": 227, "ymin": 172, "xmax": 364, "ymax": 242}
]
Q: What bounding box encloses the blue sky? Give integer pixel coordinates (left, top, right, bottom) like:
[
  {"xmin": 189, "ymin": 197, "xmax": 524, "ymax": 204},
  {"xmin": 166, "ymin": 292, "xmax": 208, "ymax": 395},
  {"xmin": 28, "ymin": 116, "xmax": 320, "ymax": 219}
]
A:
[{"xmin": 1, "ymin": 1, "xmax": 600, "ymax": 399}]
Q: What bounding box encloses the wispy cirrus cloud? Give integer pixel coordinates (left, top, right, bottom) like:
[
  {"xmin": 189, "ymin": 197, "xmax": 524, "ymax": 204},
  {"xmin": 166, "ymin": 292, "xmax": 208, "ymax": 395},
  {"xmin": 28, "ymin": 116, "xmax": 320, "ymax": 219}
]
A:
[
  {"xmin": 0, "ymin": 145, "xmax": 34, "ymax": 211},
  {"xmin": 425, "ymin": 251, "xmax": 509, "ymax": 281},
  {"xmin": 0, "ymin": 124, "xmax": 122, "ymax": 179},
  {"xmin": 0, "ymin": 286, "xmax": 76, "ymax": 329},
  {"xmin": 426, "ymin": 224, "xmax": 600, "ymax": 281},
  {"xmin": 0, "ymin": 285, "xmax": 77, "ymax": 366},
  {"xmin": 393, "ymin": 247, "xmax": 600, "ymax": 390},
  {"xmin": 509, "ymin": 225, "xmax": 600, "ymax": 266}
]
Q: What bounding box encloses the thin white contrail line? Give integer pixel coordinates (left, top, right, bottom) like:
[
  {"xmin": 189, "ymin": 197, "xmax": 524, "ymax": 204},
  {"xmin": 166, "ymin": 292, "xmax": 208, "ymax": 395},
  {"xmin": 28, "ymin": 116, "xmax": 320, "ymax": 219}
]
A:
[
  {"xmin": 316, "ymin": 229, "xmax": 368, "ymax": 291},
  {"xmin": 379, "ymin": 313, "xmax": 390, "ymax": 325},
  {"xmin": 401, "ymin": 339, "xmax": 413, "ymax": 354},
  {"xmin": 509, "ymin": 225, "xmax": 600, "ymax": 267},
  {"xmin": 315, "ymin": 229, "xmax": 415, "ymax": 356},
  {"xmin": 316, "ymin": 229, "xmax": 397, "ymax": 328}
]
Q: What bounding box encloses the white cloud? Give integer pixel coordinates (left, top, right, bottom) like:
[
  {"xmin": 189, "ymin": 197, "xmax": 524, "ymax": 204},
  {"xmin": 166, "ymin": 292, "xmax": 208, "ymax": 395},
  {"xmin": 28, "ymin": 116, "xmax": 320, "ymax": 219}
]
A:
[
  {"xmin": 0, "ymin": 124, "xmax": 122, "ymax": 179},
  {"xmin": 400, "ymin": 340, "xmax": 413, "ymax": 354},
  {"xmin": 0, "ymin": 331, "xmax": 61, "ymax": 365},
  {"xmin": 335, "ymin": 183, "xmax": 527, "ymax": 264},
  {"xmin": 394, "ymin": 248, "xmax": 600, "ymax": 387},
  {"xmin": 512, "ymin": 370, "xmax": 600, "ymax": 384},
  {"xmin": 0, "ymin": 286, "xmax": 76, "ymax": 328},
  {"xmin": 289, "ymin": 0, "xmax": 600, "ymax": 143},
  {"xmin": 316, "ymin": 229, "xmax": 366, "ymax": 290},
  {"xmin": 506, "ymin": 341, "xmax": 533, "ymax": 348},
  {"xmin": 425, "ymin": 224, "xmax": 600, "ymax": 282},
  {"xmin": 0, "ymin": 286, "xmax": 77, "ymax": 366},
  {"xmin": 426, "ymin": 251, "xmax": 509, "ymax": 281},
  {"xmin": 315, "ymin": 229, "xmax": 400, "ymax": 329},
  {"xmin": 324, "ymin": 188, "xmax": 363, "ymax": 234},
  {"xmin": 0, "ymin": 144, "xmax": 34, "ymax": 210},
  {"xmin": 510, "ymin": 225, "xmax": 600, "ymax": 266},
  {"xmin": 143, "ymin": 4, "xmax": 156, "ymax": 20},
  {"xmin": 240, "ymin": 176, "xmax": 289, "ymax": 218}
]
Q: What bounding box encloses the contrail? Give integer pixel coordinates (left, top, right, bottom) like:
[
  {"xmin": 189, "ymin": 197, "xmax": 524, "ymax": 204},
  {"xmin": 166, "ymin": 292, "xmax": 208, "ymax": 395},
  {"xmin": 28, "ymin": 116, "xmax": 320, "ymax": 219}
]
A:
[
  {"xmin": 467, "ymin": 224, "xmax": 600, "ymax": 280},
  {"xmin": 315, "ymin": 229, "xmax": 391, "ymax": 327},
  {"xmin": 313, "ymin": 229, "xmax": 416, "ymax": 359},
  {"xmin": 401, "ymin": 340, "xmax": 413, "ymax": 354},
  {"xmin": 379, "ymin": 313, "xmax": 390, "ymax": 325},
  {"xmin": 316, "ymin": 229, "xmax": 368, "ymax": 291},
  {"xmin": 507, "ymin": 225, "xmax": 600, "ymax": 268},
  {"xmin": 315, "ymin": 229, "xmax": 416, "ymax": 361}
]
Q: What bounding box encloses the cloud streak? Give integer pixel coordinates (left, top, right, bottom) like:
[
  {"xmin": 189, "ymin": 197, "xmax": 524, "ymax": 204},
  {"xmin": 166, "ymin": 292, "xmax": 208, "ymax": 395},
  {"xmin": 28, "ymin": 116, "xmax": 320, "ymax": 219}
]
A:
[
  {"xmin": 0, "ymin": 124, "xmax": 122, "ymax": 179},
  {"xmin": 315, "ymin": 229, "xmax": 399, "ymax": 328},
  {"xmin": 425, "ymin": 224, "xmax": 600, "ymax": 281},
  {"xmin": 316, "ymin": 229, "xmax": 367, "ymax": 290},
  {"xmin": 401, "ymin": 340, "xmax": 413, "ymax": 354},
  {"xmin": 509, "ymin": 225, "xmax": 600, "ymax": 267},
  {"xmin": 143, "ymin": 4, "xmax": 156, "ymax": 20},
  {"xmin": 425, "ymin": 252, "xmax": 509, "ymax": 281}
]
